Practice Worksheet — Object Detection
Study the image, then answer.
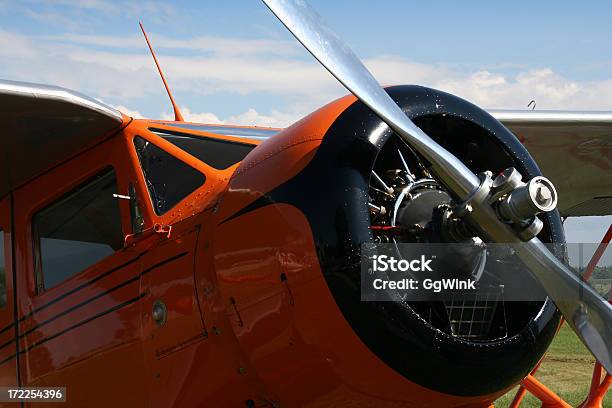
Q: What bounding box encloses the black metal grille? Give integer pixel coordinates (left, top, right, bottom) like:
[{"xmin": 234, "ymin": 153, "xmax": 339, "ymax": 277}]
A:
[{"xmin": 444, "ymin": 285, "xmax": 507, "ymax": 341}]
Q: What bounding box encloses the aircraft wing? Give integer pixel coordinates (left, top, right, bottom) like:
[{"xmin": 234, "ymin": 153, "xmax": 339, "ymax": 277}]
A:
[
  {"xmin": 489, "ymin": 110, "xmax": 612, "ymax": 217},
  {"xmin": 0, "ymin": 79, "xmax": 124, "ymax": 198}
]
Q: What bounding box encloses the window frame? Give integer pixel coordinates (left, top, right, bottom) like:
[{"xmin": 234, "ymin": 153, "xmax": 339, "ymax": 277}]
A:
[
  {"xmin": 148, "ymin": 127, "xmax": 257, "ymax": 170},
  {"xmin": 133, "ymin": 136, "xmax": 207, "ymax": 216},
  {"xmin": 129, "ymin": 130, "xmax": 229, "ymax": 227},
  {"xmin": 32, "ymin": 166, "xmax": 124, "ymax": 293}
]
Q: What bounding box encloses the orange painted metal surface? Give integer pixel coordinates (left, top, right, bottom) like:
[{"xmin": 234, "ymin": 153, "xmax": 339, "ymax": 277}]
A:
[
  {"xmin": 12, "ymin": 133, "xmax": 148, "ymax": 407},
  {"xmin": 579, "ymin": 368, "xmax": 611, "ymax": 408},
  {"xmin": 211, "ymin": 201, "xmax": 506, "ymax": 407},
  {"xmin": 217, "ymin": 93, "xmax": 356, "ymax": 224},
  {"xmin": 519, "ymin": 375, "xmax": 573, "ymax": 408}
]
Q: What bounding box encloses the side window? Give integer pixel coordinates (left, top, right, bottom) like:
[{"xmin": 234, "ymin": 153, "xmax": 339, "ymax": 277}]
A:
[
  {"xmin": 33, "ymin": 168, "xmax": 124, "ymax": 292},
  {"xmin": 134, "ymin": 136, "xmax": 206, "ymax": 215},
  {"xmin": 0, "ymin": 232, "xmax": 6, "ymax": 307},
  {"xmin": 149, "ymin": 129, "xmax": 256, "ymax": 170}
]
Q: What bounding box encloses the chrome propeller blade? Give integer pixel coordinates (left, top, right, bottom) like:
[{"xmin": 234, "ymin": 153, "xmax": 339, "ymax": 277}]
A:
[
  {"xmin": 261, "ymin": 0, "xmax": 480, "ymax": 198},
  {"xmin": 262, "ymin": 0, "xmax": 612, "ymax": 372}
]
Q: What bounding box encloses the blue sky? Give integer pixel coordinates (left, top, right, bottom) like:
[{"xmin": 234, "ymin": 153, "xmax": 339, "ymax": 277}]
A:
[{"xmin": 0, "ymin": 0, "xmax": 611, "ymax": 242}]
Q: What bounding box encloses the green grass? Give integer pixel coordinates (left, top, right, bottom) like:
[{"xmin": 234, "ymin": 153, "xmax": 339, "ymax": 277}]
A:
[{"xmin": 494, "ymin": 325, "xmax": 610, "ymax": 407}]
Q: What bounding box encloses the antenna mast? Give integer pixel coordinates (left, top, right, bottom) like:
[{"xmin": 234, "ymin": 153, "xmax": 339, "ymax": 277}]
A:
[{"xmin": 139, "ymin": 22, "xmax": 184, "ymax": 122}]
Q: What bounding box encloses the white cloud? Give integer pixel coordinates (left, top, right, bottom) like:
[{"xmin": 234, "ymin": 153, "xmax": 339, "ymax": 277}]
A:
[
  {"xmin": 3, "ymin": 28, "xmax": 612, "ymax": 128},
  {"xmin": 226, "ymin": 108, "xmax": 299, "ymax": 127},
  {"xmin": 112, "ymin": 104, "xmax": 145, "ymax": 119},
  {"xmin": 157, "ymin": 107, "xmax": 296, "ymax": 128},
  {"xmin": 160, "ymin": 107, "xmax": 222, "ymax": 124}
]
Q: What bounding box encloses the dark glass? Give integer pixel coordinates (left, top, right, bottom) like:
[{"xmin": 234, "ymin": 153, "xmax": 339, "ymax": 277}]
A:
[
  {"xmin": 150, "ymin": 128, "xmax": 255, "ymax": 170},
  {"xmin": 134, "ymin": 136, "xmax": 206, "ymax": 215},
  {"xmin": 33, "ymin": 168, "xmax": 123, "ymax": 291}
]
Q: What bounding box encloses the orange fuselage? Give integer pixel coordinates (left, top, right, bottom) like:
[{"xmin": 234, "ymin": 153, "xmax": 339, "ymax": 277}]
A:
[{"xmin": 0, "ymin": 91, "xmax": 548, "ymax": 408}]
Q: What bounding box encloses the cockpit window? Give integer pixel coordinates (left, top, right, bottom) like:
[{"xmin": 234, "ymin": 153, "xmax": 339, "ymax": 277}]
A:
[
  {"xmin": 149, "ymin": 128, "xmax": 256, "ymax": 170},
  {"xmin": 134, "ymin": 136, "xmax": 206, "ymax": 215}
]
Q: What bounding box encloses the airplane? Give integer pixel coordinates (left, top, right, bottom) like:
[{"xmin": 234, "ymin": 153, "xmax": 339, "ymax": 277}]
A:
[{"xmin": 0, "ymin": 0, "xmax": 610, "ymax": 407}]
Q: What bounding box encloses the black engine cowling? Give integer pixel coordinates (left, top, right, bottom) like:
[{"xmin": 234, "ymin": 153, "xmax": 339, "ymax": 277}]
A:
[{"xmin": 253, "ymin": 85, "xmax": 563, "ymax": 396}]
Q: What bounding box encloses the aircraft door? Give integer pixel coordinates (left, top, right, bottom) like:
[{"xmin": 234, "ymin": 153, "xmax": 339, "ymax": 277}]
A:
[{"xmin": 13, "ymin": 140, "xmax": 150, "ymax": 407}]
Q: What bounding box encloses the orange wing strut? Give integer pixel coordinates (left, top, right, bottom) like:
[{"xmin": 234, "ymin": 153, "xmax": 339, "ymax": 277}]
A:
[{"xmin": 139, "ymin": 21, "xmax": 184, "ymax": 122}]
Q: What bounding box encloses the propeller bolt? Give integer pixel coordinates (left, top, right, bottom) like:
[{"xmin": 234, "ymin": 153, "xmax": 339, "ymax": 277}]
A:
[
  {"xmin": 527, "ymin": 178, "xmax": 557, "ymax": 211},
  {"xmin": 535, "ymin": 185, "xmax": 552, "ymax": 205}
]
